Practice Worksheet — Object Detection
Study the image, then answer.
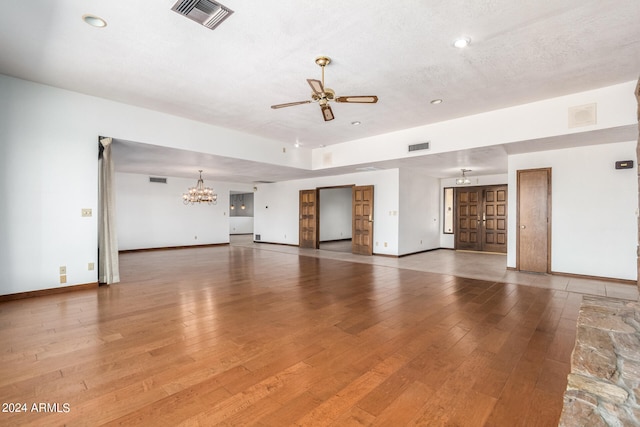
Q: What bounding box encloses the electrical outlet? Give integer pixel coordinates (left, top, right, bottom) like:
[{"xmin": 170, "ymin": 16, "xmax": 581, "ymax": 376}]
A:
[
  {"xmin": 384, "ymin": 242, "xmax": 388, "ymax": 247},
  {"xmin": 88, "ymin": 262, "xmax": 95, "ymax": 271},
  {"xmin": 60, "ymin": 275, "xmax": 67, "ymax": 284},
  {"xmin": 81, "ymin": 208, "xmax": 92, "ymax": 217},
  {"xmin": 59, "ymin": 266, "xmax": 66, "ymax": 274}
]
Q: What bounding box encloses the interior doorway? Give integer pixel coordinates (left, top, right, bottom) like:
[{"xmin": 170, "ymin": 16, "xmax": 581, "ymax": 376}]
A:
[
  {"xmin": 229, "ymin": 191, "xmax": 254, "ymax": 238},
  {"xmin": 319, "ymin": 187, "xmax": 352, "ymax": 253},
  {"xmin": 455, "ymin": 185, "xmax": 508, "ymax": 253},
  {"xmin": 299, "ymin": 184, "xmax": 374, "ymax": 255}
]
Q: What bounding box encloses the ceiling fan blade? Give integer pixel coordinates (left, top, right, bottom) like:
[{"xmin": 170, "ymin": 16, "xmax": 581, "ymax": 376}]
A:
[
  {"xmin": 321, "ymin": 105, "xmax": 334, "ymax": 121},
  {"xmin": 270, "ymin": 100, "xmax": 312, "ymax": 109},
  {"xmin": 335, "ymin": 96, "xmax": 379, "ymax": 104},
  {"xmin": 307, "ymin": 79, "xmax": 324, "ymax": 96}
]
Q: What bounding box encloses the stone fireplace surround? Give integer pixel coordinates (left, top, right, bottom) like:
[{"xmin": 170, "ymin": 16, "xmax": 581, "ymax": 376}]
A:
[{"xmin": 559, "ymin": 296, "xmax": 640, "ymax": 426}]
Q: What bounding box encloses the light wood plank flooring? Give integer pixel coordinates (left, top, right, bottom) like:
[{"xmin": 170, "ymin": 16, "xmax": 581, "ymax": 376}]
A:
[{"xmin": 1, "ymin": 245, "xmax": 588, "ymax": 425}]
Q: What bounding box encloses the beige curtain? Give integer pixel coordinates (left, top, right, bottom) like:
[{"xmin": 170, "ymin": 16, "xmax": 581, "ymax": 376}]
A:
[{"xmin": 98, "ymin": 137, "xmax": 120, "ymax": 284}]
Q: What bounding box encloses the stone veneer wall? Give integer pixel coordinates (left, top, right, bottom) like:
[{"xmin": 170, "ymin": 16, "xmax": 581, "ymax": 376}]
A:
[{"xmin": 559, "ymin": 296, "xmax": 640, "ymax": 426}]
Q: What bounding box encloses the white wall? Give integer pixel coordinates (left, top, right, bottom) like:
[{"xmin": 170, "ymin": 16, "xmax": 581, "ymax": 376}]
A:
[
  {"xmin": 439, "ymin": 174, "xmax": 509, "ymax": 248},
  {"xmin": 1, "ymin": 77, "xmax": 99, "ymax": 295},
  {"xmin": 254, "ymin": 169, "xmax": 400, "ymax": 255},
  {"xmin": 230, "ymin": 217, "xmax": 254, "ymax": 234},
  {"xmin": 319, "ymin": 188, "xmax": 352, "ymax": 241},
  {"xmin": 115, "ymin": 173, "xmax": 249, "ymax": 250},
  {"xmin": 0, "ymin": 74, "xmax": 282, "ymax": 295},
  {"xmin": 399, "ymin": 168, "xmax": 441, "ymax": 254},
  {"xmin": 507, "ymin": 141, "xmax": 638, "ymax": 280},
  {"xmin": 312, "ymin": 81, "xmax": 637, "ymax": 170},
  {"xmin": 1, "ymin": 73, "xmax": 636, "ymax": 295}
]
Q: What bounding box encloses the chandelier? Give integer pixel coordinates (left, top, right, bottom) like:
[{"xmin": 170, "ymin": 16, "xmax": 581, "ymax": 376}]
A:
[{"xmin": 183, "ymin": 170, "xmax": 217, "ymax": 205}]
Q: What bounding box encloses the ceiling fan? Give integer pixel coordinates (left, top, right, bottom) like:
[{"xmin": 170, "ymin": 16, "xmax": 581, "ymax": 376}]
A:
[{"xmin": 270, "ymin": 56, "xmax": 378, "ymax": 122}]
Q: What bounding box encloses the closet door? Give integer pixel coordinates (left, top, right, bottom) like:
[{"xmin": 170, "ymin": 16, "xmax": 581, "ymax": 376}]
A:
[{"xmin": 517, "ymin": 169, "xmax": 550, "ymax": 273}]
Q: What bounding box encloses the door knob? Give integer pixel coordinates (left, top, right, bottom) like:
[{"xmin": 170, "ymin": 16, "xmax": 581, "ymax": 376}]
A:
[{"xmin": 520, "ymin": 225, "xmax": 526, "ymax": 229}]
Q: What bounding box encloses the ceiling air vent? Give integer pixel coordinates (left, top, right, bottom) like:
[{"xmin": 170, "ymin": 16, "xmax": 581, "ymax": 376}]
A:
[
  {"xmin": 408, "ymin": 142, "xmax": 430, "ymax": 152},
  {"xmin": 149, "ymin": 177, "xmax": 167, "ymax": 184},
  {"xmin": 171, "ymin": 0, "xmax": 234, "ymax": 30}
]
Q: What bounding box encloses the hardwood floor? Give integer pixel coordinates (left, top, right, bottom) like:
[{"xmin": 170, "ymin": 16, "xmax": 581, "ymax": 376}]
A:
[{"xmin": 0, "ymin": 245, "xmax": 582, "ymax": 426}]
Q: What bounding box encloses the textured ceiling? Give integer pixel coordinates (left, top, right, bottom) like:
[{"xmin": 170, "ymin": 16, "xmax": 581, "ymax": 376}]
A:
[{"xmin": 1, "ymin": 1, "xmax": 639, "ymax": 181}]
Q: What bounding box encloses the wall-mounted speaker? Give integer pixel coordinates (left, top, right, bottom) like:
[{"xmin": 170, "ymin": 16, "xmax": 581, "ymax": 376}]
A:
[
  {"xmin": 322, "ymin": 152, "xmax": 333, "ymax": 167},
  {"xmin": 568, "ymin": 103, "xmax": 597, "ymax": 128}
]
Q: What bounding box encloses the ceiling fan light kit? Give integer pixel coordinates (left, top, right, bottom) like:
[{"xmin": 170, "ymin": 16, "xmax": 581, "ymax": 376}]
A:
[{"xmin": 271, "ymin": 56, "xmax": 378, "ymax": 121}]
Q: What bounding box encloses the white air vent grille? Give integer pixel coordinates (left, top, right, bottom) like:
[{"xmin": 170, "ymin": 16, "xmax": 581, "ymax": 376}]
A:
[
  {"xmin": 356, "ymin": 166, "xmax": 382, "ymax": 172},
  {"xmin": 408, "ymin": 142, "xmax": 430, "ymax": 152},
  {"xmin": 172, "ymin": 0, "xmax": 233, "ymax": 30},
  {"xmin": 149, "ymin": 177, "xmax": 167, "ymax": 184}
]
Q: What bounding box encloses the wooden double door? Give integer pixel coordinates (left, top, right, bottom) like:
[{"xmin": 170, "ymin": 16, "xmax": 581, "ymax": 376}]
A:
[
  {"xmin": 299, "ymin": 185, "xmax": 374, "ymax": 255},
  {"xmin": 455, "ymin": 185, "xmax": 508, "ymax": 253}
]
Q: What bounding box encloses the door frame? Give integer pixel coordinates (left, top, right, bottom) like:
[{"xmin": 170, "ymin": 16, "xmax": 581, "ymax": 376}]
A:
[
  {"xmin": 516, "ymin": 168, "xmax": 552, "ymax": 273},
  {"xmin": 299, "ymin": 184, "xmax": 374, "ymax": 255}
]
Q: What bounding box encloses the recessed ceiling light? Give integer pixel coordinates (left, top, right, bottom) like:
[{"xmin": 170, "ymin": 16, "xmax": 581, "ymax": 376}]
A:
[
  {"xmin": 351, "ymin": 121, "xmax": 361, "ymax": 126},
  {"xmin": 453, "ymin": 37, "xmax": 470, "ymax": 48},
  {"xmin": 82, "ymin": 14, "xmax": 107, "ymax": 28},
  {"xmin": 430, "ymin": 99, "xmax": 443, "ymax": 105}
]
